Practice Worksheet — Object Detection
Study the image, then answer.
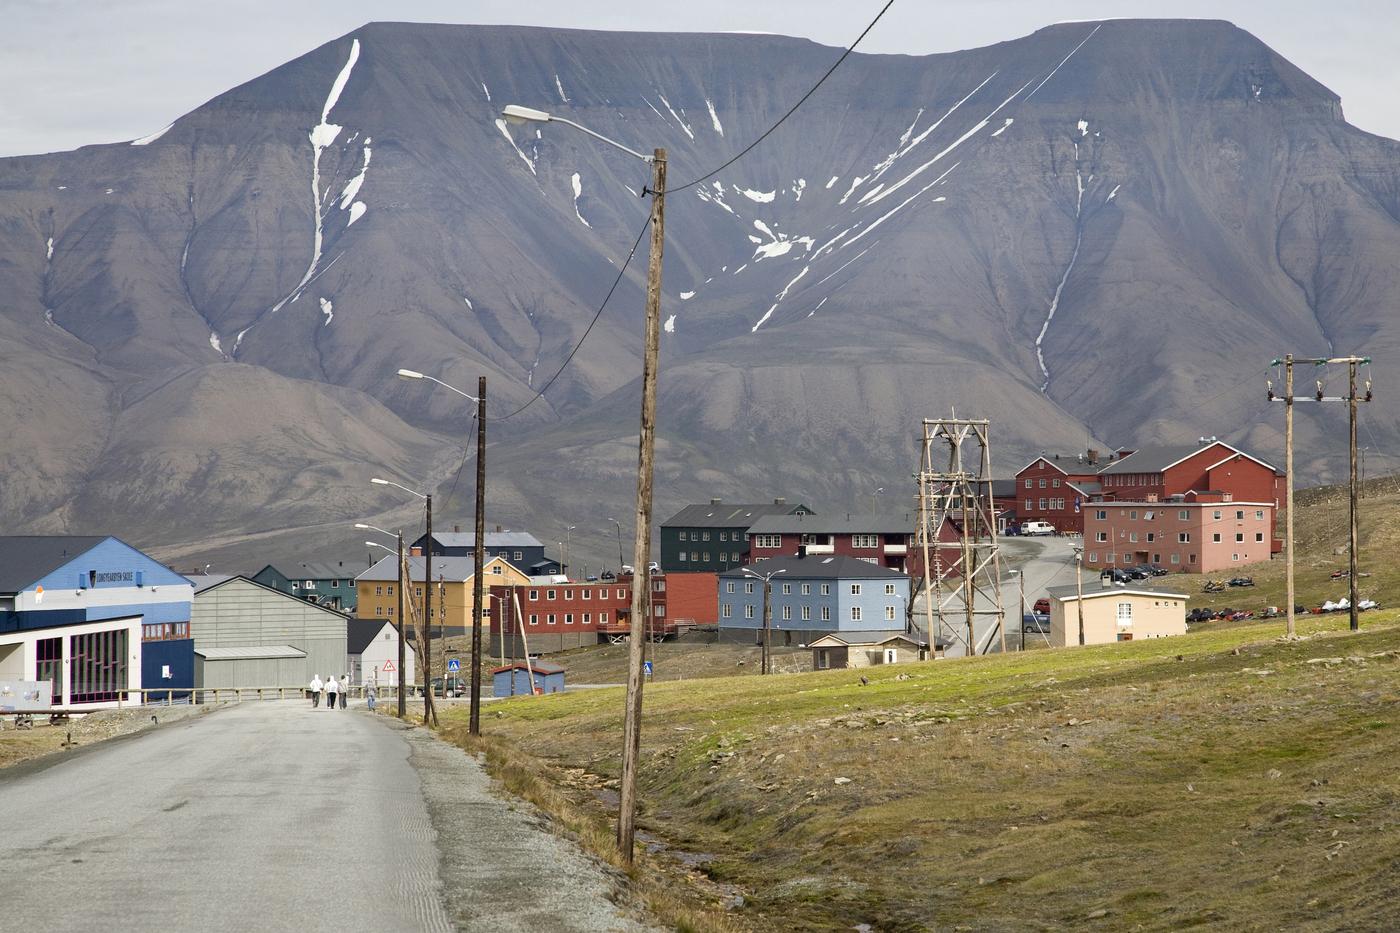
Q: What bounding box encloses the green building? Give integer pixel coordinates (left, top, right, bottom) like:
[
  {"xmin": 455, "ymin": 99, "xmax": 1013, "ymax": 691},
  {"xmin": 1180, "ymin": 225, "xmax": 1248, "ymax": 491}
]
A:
[{"xmin": 658, "ymin": 498, "xmax": 813, "ymax": 573}]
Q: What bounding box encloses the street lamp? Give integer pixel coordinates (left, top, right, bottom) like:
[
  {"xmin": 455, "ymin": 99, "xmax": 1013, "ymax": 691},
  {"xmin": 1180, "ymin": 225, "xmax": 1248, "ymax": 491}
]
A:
[
  {"xmin": 395, "ymin": 368, "xmax": 488, "ymax": 737},
  {"xmin": 564, "ymin": 525, "xmax": 576, "ymax": 580},
  {"xmin": 741, "ymin": 567, "xmax": 787, "ymax": 675},
  {"xmin": 1007, "ymin": 569, "xmax": 1026, "ymax": 653},
  {"xmin": 371, "ymin": 476, "xmax": 436, "ymax": 726},
  {"xmin": 607, "ymin": 518, "xmax": 624, "ymax": 573},
  {"xmin": 359, "ymin": 525, "xmax": 407, "ymax": 717},
  {"xmin": 502, "ymin": 101, "xmax": 666, "ymax": 864}
]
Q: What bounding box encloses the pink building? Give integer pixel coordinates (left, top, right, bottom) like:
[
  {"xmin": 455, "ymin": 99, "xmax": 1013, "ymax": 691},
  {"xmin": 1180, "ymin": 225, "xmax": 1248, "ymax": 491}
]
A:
[{"xmin": 1082, "ymin": 490, "xmax": 1274, "ymax": 574}]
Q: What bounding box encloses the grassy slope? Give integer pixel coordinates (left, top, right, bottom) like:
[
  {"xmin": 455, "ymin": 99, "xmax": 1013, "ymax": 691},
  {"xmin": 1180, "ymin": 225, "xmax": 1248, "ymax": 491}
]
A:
[{"xmin": 448, "ymin": 612, "xmax": 1400, "ymax": 930}]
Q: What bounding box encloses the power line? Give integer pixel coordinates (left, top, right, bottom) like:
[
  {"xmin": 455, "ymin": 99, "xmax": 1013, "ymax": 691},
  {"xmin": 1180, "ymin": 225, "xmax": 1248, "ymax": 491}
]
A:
[
  {"xmin": 494, "ymin": 213, "xmax": 652, "ymax": 422},
  {"xmin": 440, "ymin": 410, "xmax": 479, "ymax": 515},
  {"xmin": 669, "ymin": 0, "xmax": 896, "ymax": 195}
]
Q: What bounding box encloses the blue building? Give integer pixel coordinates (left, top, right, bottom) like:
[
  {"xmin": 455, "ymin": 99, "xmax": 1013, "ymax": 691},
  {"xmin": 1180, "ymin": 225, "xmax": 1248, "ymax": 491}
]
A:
[
  {"xmin": 491, "ymin": 660, "xmax": 565, "ymax": 697},
  {"xmin": 0, "ymin": 537, "xmax": 194, "ymax": 708},
  {"xmin": 717, "ymin": 555, "xmax": 911, "ymax": 645}
]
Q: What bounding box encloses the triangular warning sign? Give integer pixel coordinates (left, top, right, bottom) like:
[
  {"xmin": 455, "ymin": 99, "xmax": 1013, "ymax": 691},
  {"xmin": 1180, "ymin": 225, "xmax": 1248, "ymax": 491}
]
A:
[{"xmin": 382, "ymin": 660, "xmax": 396, "ymax": 673}]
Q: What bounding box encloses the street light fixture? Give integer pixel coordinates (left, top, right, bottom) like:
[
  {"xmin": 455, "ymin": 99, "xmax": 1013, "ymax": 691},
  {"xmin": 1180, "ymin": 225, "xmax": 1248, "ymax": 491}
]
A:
[
  {"xmin": 371, "ymin": 476, "xmax": 436, "ymax": 726},
  {"xmin": 501, "ymin": 101, "xmax": 666, "ymax": 864},
  {"xmin": 397, "ymin": 368, "xmax": 488, "ymax": 736},
  {"xmin": 1007, "ymin": 569, "xmax": 1026, "ymax": 653},
  {"xmin": 564, "ymin": 525, "xmax": 576, "ymax": 580},
  {"xmin": 607, "ymin": 518, "xmax": 624, "ymax": 573},
  {"xmin": 741, "ymin": 567, "xmax": 787, "ymax": 675}
]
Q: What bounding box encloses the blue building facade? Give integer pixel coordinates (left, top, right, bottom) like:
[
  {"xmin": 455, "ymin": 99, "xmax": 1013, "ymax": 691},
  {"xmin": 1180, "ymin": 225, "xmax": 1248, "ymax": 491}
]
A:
[
  {"xmin": 717, "ymin": 555, "xmax": 911, "ymax": 645},
  {"xmin": 0, "ymin": 537, "xmax": 195, "ymax": 705},
  {"xmin": 491, "ymin": 661, "xmax": 565, "ymax": 697}
]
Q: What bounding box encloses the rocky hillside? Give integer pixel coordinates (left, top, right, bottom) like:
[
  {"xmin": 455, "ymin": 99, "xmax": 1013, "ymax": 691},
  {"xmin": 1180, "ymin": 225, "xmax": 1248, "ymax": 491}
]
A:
[{"xmin": 0, "ymin": 19, "xmax": 1396, "ymax": 568}]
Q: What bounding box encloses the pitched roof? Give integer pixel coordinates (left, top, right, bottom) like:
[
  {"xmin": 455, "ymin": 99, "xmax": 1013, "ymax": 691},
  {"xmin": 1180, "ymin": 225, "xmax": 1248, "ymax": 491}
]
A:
[
  {"xmin": 662, "ymin": 501, "xmax": 811, "ymax": 529},
  {"xmin": 1046, "ymin": 583, "xmax": 1189, "ymax": 601},
  {"xmin": 185, "ymin": 573, "xmax": 236, "ymax": 593},
  {"xmin": 285, "ymin": 560, "xmax": 362, "ymax": 580},
  {"xmin": 718, "ymin": 555, "xmax": 908, "ymax": 580},
  {"xmin": 192, "ymin": 575, "xmax": 353, "ymax": 618},
  {"xmin": 422, "ymin": 531, "xmax": 543, "ymax": 549},
  {"xmin": 356, "ymin": 554, "xmax": 522, "ymax": 583},
  {"xmin": 747, "ymin": 512, "xmax": 914, "ymax": 535},
  {"xmin": 491, "ymin": 660, "xmax": 565, "ymax": 675},
  {"xmin": 194, "ymin": 645, "xmax": 307, "ymax": 660},
  {"xmin": 0, "ymin": 535, "xmax": 110, "ymax": 594},
  {"xmin": 1095, "ymin": 442, "xmax": 1278, "ymax": 477},
  {"xmin": 347, "ymin": 618, "xmax": 390, "ymax": 655},
  {"xmin": 807, "ymin": 630, "xmax": 927, "ymax": 648}
]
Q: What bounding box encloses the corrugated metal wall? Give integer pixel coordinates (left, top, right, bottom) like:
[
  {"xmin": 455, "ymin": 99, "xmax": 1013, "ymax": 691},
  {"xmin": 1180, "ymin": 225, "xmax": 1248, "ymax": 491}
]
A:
[{"xmin": 192, "ymin": 580, "xmax": 347, "ymax": 686}]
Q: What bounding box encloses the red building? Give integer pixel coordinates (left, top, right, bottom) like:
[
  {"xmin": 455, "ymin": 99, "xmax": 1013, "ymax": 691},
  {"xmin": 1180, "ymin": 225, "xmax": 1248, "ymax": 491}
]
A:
[
  {"xmin": 1013, "ymin": 454, "xmax": 1103, "ymax": 534},
  {"xmin": 745, "ymin": 513, "xmax": 915, "ymax": 571},
  {"xmin": 1083, "ymin": 491, "xmax": 1275, "ymax": 573},
  {"xmin": 1095, "ymin": 442, "xmax": 1285, "ymax": 553}
]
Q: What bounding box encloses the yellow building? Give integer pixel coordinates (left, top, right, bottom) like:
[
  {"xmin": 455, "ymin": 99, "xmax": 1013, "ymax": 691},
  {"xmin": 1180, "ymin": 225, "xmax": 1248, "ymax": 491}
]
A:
[
  {"xmin": 1048, "ymin": 584, "xmax": 1188, "ymax": 646},
  {"xmin": 355, "ymin": 555, "xmax": 529, "ymax": 630}
]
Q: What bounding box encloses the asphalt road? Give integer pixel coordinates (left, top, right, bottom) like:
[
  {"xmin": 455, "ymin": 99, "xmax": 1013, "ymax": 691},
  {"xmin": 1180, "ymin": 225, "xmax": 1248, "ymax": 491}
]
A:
[
  {"xmin": 0, "ymin": 701, "xmax": 649, "ymax": 932},
  {"xmin": 914, "ymin": 534, "xmax": 1079, "ymax": 655}
]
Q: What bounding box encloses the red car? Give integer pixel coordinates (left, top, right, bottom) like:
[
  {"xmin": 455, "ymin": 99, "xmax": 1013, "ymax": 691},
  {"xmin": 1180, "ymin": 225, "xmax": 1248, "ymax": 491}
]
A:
[{"xmin": 1033, "ymin": 598, "xmax": 1051, "ymax": 614}]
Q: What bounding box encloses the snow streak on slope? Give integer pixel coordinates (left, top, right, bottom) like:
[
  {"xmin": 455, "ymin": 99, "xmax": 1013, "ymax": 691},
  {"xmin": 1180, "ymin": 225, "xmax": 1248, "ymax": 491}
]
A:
[
  {"xmin": 319, "ymin": 297, "xmax": 334, "ymax": 326},
  {"xmin": 657, "ymin": 94, "xmax": 695, "ymax": 140},
  {"xmin": 495, "ymin": 119, "xmax": 537, "ymax": 175},
  {"xmin": 1035, "ymin": 132, "xmax": 1090, "ymax": 392},
  {"xmin": 706, "ymin": 99, "xmax": 724, "ymax": 135},
  {"xmin": 235, "ymin": 37, "xmax": 359, "ymax": 354},
  {"xmin": 338, "ymin": 138, "xmax": 372, "ymax": 208},
  {"xmin": 1026, "ymin": 25, "xmax": 1101, "ymax": 99},
  {"xmin": 131, "ymin": 123, "xmax": 173, "ymax": 145},
  {"xmin": 571, "ymin": 173, "xmax": 591, "ymax": 227},
  {"xmin": 555, "ymin": 75, "xmax": 569, "ymax": 103}
]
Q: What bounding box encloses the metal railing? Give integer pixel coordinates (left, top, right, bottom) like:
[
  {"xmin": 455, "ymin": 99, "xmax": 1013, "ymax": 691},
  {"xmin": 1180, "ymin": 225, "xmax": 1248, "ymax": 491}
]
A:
[{"xmin": 115, "ymin": 685, "xmax": 375, "ymax": 706}]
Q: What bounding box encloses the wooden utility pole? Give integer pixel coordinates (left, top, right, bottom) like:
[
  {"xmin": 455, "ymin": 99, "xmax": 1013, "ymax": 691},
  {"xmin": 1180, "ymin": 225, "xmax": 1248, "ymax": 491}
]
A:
[
  {"xmin": 761, "ymin": 575, "xmax": 772, "ymax": 675},
  {"xmin": 1269, "ymin": 355, "xmax": 1371, "ymax": 633},
  {"xmin": 397, "ymin": 530, "xmax": 406, "ymax": 717},
  {"xmin": 1074, "ymin": 548, "xmax": 1086, "ymax": 646},
  {"xmin": 1285, "ymin": 355, "xmax": 1295, "ymax": 637},
  {"xmin": 618, "ymin": 147, "xmax": 665, "ymax": 865},
  {"xmin": 422, "ymin": 494, "xmax": 437, "ymax": 727},
  {"xmin": 470, "ymin": 375, "xmax": 487, "ymax": 735}
]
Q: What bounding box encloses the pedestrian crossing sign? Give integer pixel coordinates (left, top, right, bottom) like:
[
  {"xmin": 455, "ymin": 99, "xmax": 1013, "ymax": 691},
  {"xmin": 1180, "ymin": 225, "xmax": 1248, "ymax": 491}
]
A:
[{"xmin": 447, "ymin": 658, "xmax": 461, "ymax": 673}]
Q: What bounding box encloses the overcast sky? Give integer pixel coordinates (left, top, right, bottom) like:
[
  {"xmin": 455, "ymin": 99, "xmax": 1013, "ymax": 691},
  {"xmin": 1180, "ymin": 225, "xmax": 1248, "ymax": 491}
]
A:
[{"xmin": 2, "ymin": 0, "xmax": 1396, "ymax": 157}]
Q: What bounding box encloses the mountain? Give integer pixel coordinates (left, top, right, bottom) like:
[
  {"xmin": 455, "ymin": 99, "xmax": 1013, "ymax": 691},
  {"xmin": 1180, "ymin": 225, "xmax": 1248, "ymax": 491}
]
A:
[{"xmin": 0, "ymin": 19, "xmax": 1397, "ymax": 571}]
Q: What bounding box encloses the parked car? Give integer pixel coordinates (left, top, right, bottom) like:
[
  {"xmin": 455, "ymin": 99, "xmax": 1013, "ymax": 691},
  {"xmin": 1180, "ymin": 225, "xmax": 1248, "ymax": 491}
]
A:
[
  {"xmin": 1021, "ymin": 521, "xmax": 1056, "ymax": 536},
  {"xmin": 1147, "ymin": 564, "xmax": 1169, "ymax": 576},
  {"xmin": 1102, "ymin": 569, "xmax": 1134, "ymax": 584},
  {"xmin": 1033, "ymin": 597, "xmax": 1051, "ymax": 614},
  {"xmin": 1128, "ymin": 565, "xmax": 1153, "ymax": 580},
  {"xmin": 1228, "ymin": 576, "xmax": 1255, "ymax": 588},
  {"xmin": 1022, "ymin": 612, "xmax": 1050, "ymax": 633},
  {"xmin": 431, "ymin": 676, "xmax": 468, "ymax": 698}
]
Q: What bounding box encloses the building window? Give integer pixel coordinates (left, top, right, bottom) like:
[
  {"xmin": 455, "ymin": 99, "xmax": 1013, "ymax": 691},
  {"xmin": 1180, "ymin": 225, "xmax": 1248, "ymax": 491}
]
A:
[
  {"xmin": 1232, "ymin": 553, "xmax": 1239, "ymax": 562},
  {"xmin": 1039, "ymin": 478, "xmax": 1047, "ymax": 488},
  {"xmin": 1053, "ymin": 478, "xmax": 1061, "ymax": 487},
  {"xmin": 745, "ymin": 605, "xmax": 755, "ymax": 619},
  {"xmin": 1178, "ymin": 533, "xmax": 1190, "ymax": 543},
  {"xmin": 547, "ymin": 614, "xmax": 556, "ymax": 625},
  {"xmin": 726, "ymin": 581, "xmax": 736, "ymax": 593},
  {"xmin": 1095, "ymin": 532, "xmax": 1107, "ymax": 543},
  {"xmin": 852, "ymin": 534, "xmax": 878, "ymax": 548},
  {"xmin": 599, "ymin": 612, "xmax": 609, "ymax": 624},
  {"xmin": 1256, "ymin": 510, "xmax": 1265, "ymax": 520},
  {"xmin": 375, "ymin": 585, "xmax": 383, "ymax": 596},
  {"xmin": 1212, "ymin": 533, "xmax": 1221, "ymax": 543},
  {"xmin": 691, "ymin": 552, "xmax": 699, "ymax": 562},
  {"xmin": 1088, "ymin": 553, "xmax": 1097, "ymax": 562},
  {"xmin": 1146, "ymin": 533, "xmax": 1155, "ymax": 542},
  {"xmin": 1116, "ymin": 602, "xmax": 1132, "ymax": 623},
  {"xmin": 781, "ymin": 582, "xmax": 792, "ymax": 595},
  {"xmin": 1256, "ymin": 532, "xmax": 1264, "ymax": 542},
  {"xmin": 1095, "ymin": 510, "xmax": 1107, "ymax": 520},
  {"xmin": 782, "ymin": 605, "xmax": 792, "ymax": 620},
  {"xmin": 850, "ymin": 583, "xmax": 862, "ymax": 595},
  {"xmin": 1189, "ymin": 553, "xmax": 1197, "ymax": 564},
  {"xmin": 415, "ymin": 586, "xmax": 423, "ymax": 598},
  {"xmin": 617, "ymin": 589, "xmax": 627, "ymax": 599},
  {"xmin": 753, "ymin": 534, "xmax": 781, "ymax": 548},
  {"xmin": 1038, "ymin": 498, "xmax": 1047, "ymax": 510},
  {"xmin": 801, "ymin": 605, "xmax": 811, "ymax": 621},
  {"xmin": 1213, "ymin": 510, "xmax": 1222, "ymax": 520},
  {"xmin": 514, "ymin": 550, "xmax": 523, "ymax": 561},
  {"xmin": 387, "ymin": 607, "xmax": 394, "ymax": 617},
  {"xmin": 581, "ymin": 589, "xmax": 591, "ymax": 600},
  {"xmin": 821, "ymin": 605, "xmax": 831, "ymax": 621},
  {"xmin": 885, "ymin": 605, "xmax": 897, "ymax": 621},
  {"xmin": 719, "ymin": 531, "xmax": 728, "ymax": 542},
  {"xmin": 529, "ymin": 614, "xmax": 538, "ymax": 625},
  {"xmin": 702, "ymin": 531, "xmax": 711, "ymax": 541},
  {"xmin": 722, "ymin": 604, "xmax": 732, "ymax": 619},
  {"xmin": 679, "ymin": 552, "xmax": 687, "ymax": 562},
  {"xmin": 821, "ymin": 583, "xmax": 831, "ymax": 596},
  {"xmin": 376, "ymin": 606, "xmax": 384, "ymax": 616},
  {"xmin": 801, "ymin": 583, "xmax": 811, "ymax": 595},
  {"xmin": 851, "ymin": 606, "xmax": 862, "ymax": 621},
  {"xmin": 732, "ymin": 553, "xmax": 741, "ymax": 562},
  {"xmin": 1236, "ymin": 510, "xmax": 1245, "ymax": 520},
  {"xmin": 1129, "ymin": 532, "xmax": 1138, "ymax": 543},
  {"xmin": 547, "ymin": 589, "xmax": 556, "ymax": 600},
  {"xmin": 1171, "ymin": 554, "xmax": 1180, "ymax": 564},
  {"xmin": 1236, "ymin": 533, "xmax": 1244, "ymax": 542},
  {"xmin": 885, "ymin": 584, "xmax": 896, "ymax": 595},
  {"xmin": 564, "ymin": 590, "xmax": 573, "ymax": 600},
  {"xmin": 565, "ymin": 614, "xmax": 573, "ymax": 625},
  {"xmin": 744, "ymin": 582, "xmax": 755, "ymax": 594},
  {"xmin": 1025, "ymin": 499, "xmax": 1033, "ymax": 511},
  {"xmin": 1129, "ymin": 511, "xmax": 1138, "ymax": 520},
  {"xmin": 1024, "ymin": 478, "xmax": 1032, "ymax": 488}
]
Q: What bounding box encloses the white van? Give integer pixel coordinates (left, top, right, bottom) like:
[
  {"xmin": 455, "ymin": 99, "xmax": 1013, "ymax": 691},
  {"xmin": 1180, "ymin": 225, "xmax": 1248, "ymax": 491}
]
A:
[{"xmin": 1021, "ymin": 521, "xmax": 1056, "ymax": 536}]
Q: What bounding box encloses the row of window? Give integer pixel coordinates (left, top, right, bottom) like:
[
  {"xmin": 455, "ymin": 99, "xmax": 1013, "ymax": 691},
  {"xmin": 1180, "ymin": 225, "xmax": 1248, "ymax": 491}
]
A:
[
  {"xmin": 677, "ymin": 551, "xmax": 742, "ymax": 563},
  {"xmin": 1093, "ymin": 508, "xmax": 1264, "ymax": 521},
  {"xmin": 1025, "ymin": 498, "xmax": 1068, "ymax": 511},
  {"xmin": 1091, "ymin": 552, "xmax": 1195, "ymax": 565},
  {"xmin": 677, "ymin": 530, "xmax": 745, "ymax": 542},
  {"xmin": 720, "ymin": 603, "xmax": 899, "ymax": 622},
  {"xmin": 1104, "ymin": 474, "xmax": 1164, "ymax": 486},
  {"xmin": 1024, "ymin": 476, "xmax": 1064, "ymax": 488},
  {"xmin": 722, "ymin": 581, "xmax": 896, "ymax": 596},
  {"xmin": 142, "ymin": 621, "xmax": 189, "ymax": 640},
  {"xmin": 526, "ymin": 610, "xmax": 616, "ymax": 626},
  {"xmin": 524, "ymin": 587, "xmax": 629, "ymax": 602}
]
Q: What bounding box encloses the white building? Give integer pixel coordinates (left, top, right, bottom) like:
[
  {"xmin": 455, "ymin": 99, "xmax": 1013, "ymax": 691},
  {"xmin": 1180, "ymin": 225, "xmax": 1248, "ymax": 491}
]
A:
[{"xmin": 346, "ymin": 618, "xmax": 414, "ymax": 688}]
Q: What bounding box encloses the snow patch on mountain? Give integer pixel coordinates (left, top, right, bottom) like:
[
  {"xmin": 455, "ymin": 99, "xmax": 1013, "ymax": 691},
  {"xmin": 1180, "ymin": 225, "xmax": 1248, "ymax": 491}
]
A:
[
  {"xmin": 571, "ymin": 172, "xmax": 591, "ymax": 227},
  {"xmin": 209, "ymin": 332, "xmax": 223, "ymax": 354},
  {"xmin": 338, "ymin": 138, "xmax": 372, "ymax": 209},
  {"xmin": 752, "ymin": 265, "xmax": 810, "ymax": 332},
  {"xmin": 348, "ymin": 202, "xmax": 367, "ymax": 225},
  {"xmin": 319, "ymin": 297, "xmax": 334, "ymax": 326},
  {"xmin": 481, "ymin": 82, "xmax": 491, "ymax": 102},
  {"xmin": 826, "ymin": 176, "xmax": 839, "ymax": 189},
  {"xmin": 657, "ymin": 94, "xmax": 694, "ymax": 140},
  {"xmin": 495, "ymin": 119, "xmax": 537, "ymax": 175},
  {"xmin": 45, "ymin": 237, "xmax": 53, "ymax": 260},
  {"xmin": 555, "ymin": 75, "xmax": 569, "ymax": 103},
  {"xmin": 706, "ymin": 99, "xmax": 723, "ymax": 135},
  {"xmin": 991, "ymin": 118, "xmax": 1014, "ymax": 137},
  {"xmin": 739, "ymin": 187, "xmax": 775, "ymax": 203},
  {"xmin": 664, "ymin": 314, "xmax": 676, "ymax": 333},
  {"xmin": 131, "ymin": 123, "xmax": 173, "ymax": 145},
  {"xmin": 680, "ymin": 291, "xmax": 695, "ymax": 300}
]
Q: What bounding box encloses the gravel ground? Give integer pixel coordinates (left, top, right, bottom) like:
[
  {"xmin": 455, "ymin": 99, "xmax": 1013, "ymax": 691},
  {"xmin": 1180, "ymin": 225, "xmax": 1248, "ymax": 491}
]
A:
[{"xmin": 398, "ymin": 719, "xmax": 655, "ymax": 932}]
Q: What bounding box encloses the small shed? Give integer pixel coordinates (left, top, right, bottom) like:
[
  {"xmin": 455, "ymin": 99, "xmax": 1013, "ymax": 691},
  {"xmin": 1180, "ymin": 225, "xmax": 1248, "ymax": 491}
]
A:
[
  {"xmin": 194, "ymin": 644, "xmax": 308, "ymax": 690},
  {"xmin": 491, "ymin": 660, "xmax": 565, "ymax": 697},
  {"xmin": 809, "ymin": 631, "xmax": 929, "ymax": 670},
  {"xmin": 1047, "ymin": 583, "xmax": 1188, "ymax": 646}
]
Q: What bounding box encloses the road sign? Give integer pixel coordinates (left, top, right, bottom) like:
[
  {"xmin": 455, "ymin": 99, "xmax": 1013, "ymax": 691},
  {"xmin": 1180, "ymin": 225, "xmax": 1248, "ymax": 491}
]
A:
[
  {"xmin": 446, "ymin": 658, "xmax": 461, "ymax": 673},
  {"xmin": 382, "ymin": 659, "xmax": 396, "ymax": 673},
  {"xmin": 643, "ymin": 660, "xmax": 653, "ymax": 676}
]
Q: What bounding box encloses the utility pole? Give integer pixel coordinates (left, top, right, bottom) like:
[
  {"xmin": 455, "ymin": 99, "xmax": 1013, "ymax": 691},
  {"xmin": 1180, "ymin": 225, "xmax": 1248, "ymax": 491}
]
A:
[
  {"xmin": 609, "ymin": 518, "xmax": 624, "ymax": 572},
  {"xmin": 397, "ymin": 530, "xmax": 406, "ymax": 717},
  {"xmin": 1074, "ymin": 548, "xmax": 1085, "ymax": 646},
  {"xmin": 470, "ymin": 375, "xmax": 487, "ymax": 735},
  {"xmin": 618, "ymin": 147, "xmax": 665, "ymax": 865},
  {"xmin": 423, "ymin": 493, "xmax": 437, "ymax": 727},
  {"xmin": 1269, "ymin": 355, "xmax": 1372, "ymax": 633},
  {"xmin": 761, "ymin": 576, "xmax": 772, "ymax": 675}
]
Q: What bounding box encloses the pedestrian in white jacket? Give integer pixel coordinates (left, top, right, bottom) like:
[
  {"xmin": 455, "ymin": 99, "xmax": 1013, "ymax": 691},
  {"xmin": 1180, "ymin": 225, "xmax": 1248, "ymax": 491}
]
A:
[
  {"xmin": 325, "ymin": 675, "xmax": 339, "ymax": 709},
  {"xmin": 309, "ymin": 674, "xmax": 323, "ymax": 708}
]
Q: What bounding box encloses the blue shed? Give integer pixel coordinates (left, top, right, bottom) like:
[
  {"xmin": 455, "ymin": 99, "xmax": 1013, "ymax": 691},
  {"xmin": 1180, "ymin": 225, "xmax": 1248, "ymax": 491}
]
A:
[{"xmin": 491, "ymin": 660, "xmax": 565, "ymax": 697}]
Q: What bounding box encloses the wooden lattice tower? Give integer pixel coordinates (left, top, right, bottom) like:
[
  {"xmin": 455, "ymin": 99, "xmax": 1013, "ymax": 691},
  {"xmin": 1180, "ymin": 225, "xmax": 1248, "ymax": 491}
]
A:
[{"xmin": 914, "ymin": 418, "xmax": 1006, "ymax": 656}]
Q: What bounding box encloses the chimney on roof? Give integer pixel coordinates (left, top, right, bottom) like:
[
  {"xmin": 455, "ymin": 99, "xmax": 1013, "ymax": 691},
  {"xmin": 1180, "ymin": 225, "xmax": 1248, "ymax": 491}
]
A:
[
  {"xmin": 798, "ymin": 545, "xmax": 807, "ymax": 559},
  {"xmin": 495, "ymin": 524, "xmax": 502, "ymax": 533},
  {"xmin": 454, "ymin": 524, "xmax": 460, "ymax": 533},
  {"xmin": 410, "ymin": 546, "xmax": 423, "ymax": 557},
  {"xmin": 1086, "ymin": 448, "xmax": 1099, "ymax": 465},
  {"xmin": 711, "ymin": 497, "xmax": 722, "ymax": 505},
  {"xmin": 774, "ymin": 497, "xmax": 786, "ymax": 505}
]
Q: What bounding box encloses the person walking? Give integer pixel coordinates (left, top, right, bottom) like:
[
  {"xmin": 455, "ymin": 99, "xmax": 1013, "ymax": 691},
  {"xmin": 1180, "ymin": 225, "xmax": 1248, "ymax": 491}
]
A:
[
  {"xmin": 340, "ymin": 673, "xmax": 350, "ymax": 709},
  {"xmin": 309, "ymin": 673, "xmax": 323, "ymax": 708},
  {"xmin": 366, "ymin": 681, "xmax": 377, "ymax": 711},
  {"xmin": 325, "ymin": 675, "xmax": 339, "ymax": 710}
]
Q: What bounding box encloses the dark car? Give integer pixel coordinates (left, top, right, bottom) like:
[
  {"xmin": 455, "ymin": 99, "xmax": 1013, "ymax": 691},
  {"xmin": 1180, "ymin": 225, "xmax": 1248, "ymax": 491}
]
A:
[
  {"xmin": 1148, "ymin": 564, "xmax": 1169, "ymax": 576},
  {"xmin": 1102, "ymin": 569, "xmax": 1134, "ymax": 584},
  {"xmin": 1033, "ymin": 597, "xmax": 1051, "ymax": 614},
  {"xmin": 1128, "ymin": 565, "xmax": 1153, "ymax": 580},
  {"xmin": 1022, "ymin": 612, "xmax": 1050, "ymax": 633},
  {"xmin": 431, "ymin": 676, "xmax": 468, "ymax": 698}
]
